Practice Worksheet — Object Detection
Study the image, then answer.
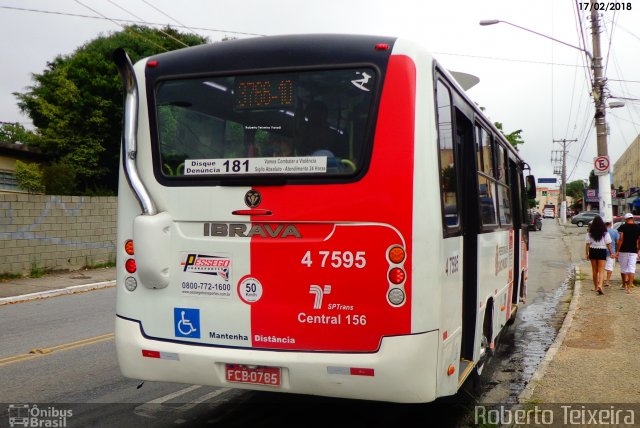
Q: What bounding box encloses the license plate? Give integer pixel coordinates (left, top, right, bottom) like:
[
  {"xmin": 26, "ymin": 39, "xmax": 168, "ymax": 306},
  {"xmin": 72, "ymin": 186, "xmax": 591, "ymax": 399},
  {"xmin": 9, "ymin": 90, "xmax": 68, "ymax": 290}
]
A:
[{"xmin": 225, "ymin": 364, "xmax": 281, "ymax": 387}]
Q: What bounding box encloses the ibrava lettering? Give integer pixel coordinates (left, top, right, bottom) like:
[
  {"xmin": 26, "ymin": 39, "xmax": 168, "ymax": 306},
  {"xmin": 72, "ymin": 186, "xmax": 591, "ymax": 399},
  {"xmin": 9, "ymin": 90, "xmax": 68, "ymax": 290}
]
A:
[{"xmin": 203, "ymin": 223, "xmax": 302, "ymax": 238}]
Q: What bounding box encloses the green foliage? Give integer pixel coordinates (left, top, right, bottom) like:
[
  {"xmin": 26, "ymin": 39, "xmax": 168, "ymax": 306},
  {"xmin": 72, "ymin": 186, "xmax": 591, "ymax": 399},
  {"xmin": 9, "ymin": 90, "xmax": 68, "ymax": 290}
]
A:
[
  {"xmin": 494, "ymin": 122, "xmax": 525, "ymax": 150},
  {"xmin": 528, "ymin": 198, "xmax": 537, "ymax": 208},
  {"xmin": 14, "ymin": 160, "xmax": 45, "ymax": 194},
  {"xmin": 14, "ymin": 25, "xmax": 208, "ymax": 195},
  {"xmin": 42, "ymin": 161, "xmax": 77, "ymax": 195},
  {"xmin": 0, "ymin": 122, "xmax": 38, "ymax": 144},
  {"xmin": 30, "ymin": 262, "xmax": 46, "ymax": 278},
  {"xmin": 566, "ymin": 180, "xmax": 587, "ymax": 198}
]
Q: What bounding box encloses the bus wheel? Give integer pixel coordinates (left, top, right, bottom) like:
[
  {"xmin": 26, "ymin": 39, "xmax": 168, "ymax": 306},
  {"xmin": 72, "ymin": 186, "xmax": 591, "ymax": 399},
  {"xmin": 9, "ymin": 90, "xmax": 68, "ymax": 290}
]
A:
[{"xmin": 475, "ymin": 307, "xmax": 493, "ymax": 377}]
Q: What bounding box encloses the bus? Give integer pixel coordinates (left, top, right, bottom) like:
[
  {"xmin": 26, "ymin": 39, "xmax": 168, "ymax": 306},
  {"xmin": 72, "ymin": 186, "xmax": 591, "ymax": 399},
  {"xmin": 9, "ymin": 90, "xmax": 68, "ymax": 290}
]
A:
[{"xmin": 113, "ymin": 34, "xmax": 536, "ymax": 403}]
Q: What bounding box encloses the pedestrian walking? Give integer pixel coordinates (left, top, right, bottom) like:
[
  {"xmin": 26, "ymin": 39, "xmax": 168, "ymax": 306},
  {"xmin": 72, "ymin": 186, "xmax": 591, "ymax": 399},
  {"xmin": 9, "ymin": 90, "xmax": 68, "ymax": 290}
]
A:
[
  {"xmin": 604, "ymin": 220, "xmax": 620, "ymax": 287},
  {"xmin": 615, "ymin": 213, "xmax": 640, "ymax": 294},
  {"xmin": 585, "ymin": 215, "xmax": 613, "ymax": 295}
]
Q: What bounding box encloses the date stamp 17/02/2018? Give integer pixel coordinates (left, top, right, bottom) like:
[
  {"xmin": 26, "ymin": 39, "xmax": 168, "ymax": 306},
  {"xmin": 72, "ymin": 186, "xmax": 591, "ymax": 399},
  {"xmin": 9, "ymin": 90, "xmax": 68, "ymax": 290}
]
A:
[{"xmin": 578, "ymin": 1, "xmax": 632, "ymax": 11}]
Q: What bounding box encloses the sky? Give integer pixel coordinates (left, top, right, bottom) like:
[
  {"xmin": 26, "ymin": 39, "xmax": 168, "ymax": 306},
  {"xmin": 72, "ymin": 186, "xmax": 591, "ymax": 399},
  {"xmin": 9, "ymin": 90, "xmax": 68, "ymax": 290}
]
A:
[{"xmin": 1, "ymin": 0, "xmax": 639, "ymax": 186}]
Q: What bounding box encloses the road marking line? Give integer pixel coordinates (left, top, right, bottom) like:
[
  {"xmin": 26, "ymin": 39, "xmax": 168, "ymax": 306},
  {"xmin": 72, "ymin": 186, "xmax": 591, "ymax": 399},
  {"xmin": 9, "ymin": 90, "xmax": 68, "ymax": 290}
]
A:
[
  {"xmin": 176, "ymin": 388, "xmax": 230, "ymax": 412},
  {"xmin": 145, "ymin": 385, "xmax": 203, "ymax": 404},
  {"xmin": 0, "ymin": 333, "xmax": 115, "ymax": 367},
  {"xmin": 135, "ymin": 386, "xmax": 231, "ymax": 420}
]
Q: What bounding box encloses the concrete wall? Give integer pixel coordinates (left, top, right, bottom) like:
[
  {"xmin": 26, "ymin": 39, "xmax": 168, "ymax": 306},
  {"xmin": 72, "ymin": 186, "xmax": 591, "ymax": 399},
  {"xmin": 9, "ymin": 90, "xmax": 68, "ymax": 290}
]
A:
[{"xmin": 0, "ymin": 194, "xmax": 116, "ymax": 275}]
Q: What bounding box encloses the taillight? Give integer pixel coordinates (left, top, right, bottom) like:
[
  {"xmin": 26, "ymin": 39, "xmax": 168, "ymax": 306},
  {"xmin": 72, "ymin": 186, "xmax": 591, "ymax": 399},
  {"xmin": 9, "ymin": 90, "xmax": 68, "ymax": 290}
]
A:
[
  {"xmin": 125, "ymin": 239, "xmax": 134, "ymax": 255},
  {"xmin": 388, "ymin": 246, "xmax": 405, "ymax": 264},
  {"xmin": 388, "ymin": 267, "xmax": 405, "ymax": 284},
  {"xmin": 123, "ymin": 239, "xmax": 137, "ymax": 289},
  {"xmin": 125, "ymin": 258, "xmax": 137, "ymax": 273}
]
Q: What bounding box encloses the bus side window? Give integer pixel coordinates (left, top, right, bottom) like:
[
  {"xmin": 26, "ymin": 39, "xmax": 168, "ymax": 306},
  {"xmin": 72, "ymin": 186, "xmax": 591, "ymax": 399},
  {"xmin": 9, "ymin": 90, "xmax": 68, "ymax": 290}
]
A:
[
  {"xmin": 436, "ymin": 80, "xmax": 459, "ymax": 229},
  {"xmin": 476, "ymin": 125, "xmax": 498, "ymax": 228},
  {"xmin": 495, "ymin": 144, "xmax": 512, "ymax": 225}
]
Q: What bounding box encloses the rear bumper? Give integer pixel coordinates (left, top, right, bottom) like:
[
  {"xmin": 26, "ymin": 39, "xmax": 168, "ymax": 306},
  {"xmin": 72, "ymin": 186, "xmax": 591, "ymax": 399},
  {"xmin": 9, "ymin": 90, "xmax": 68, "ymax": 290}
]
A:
[{"xmin": 116, "ymin": 316, "xmax": 439, "ymax": 403}]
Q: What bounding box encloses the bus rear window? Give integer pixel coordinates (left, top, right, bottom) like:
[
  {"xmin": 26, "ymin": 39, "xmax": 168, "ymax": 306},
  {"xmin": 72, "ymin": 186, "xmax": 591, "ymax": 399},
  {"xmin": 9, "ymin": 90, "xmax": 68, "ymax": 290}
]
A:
[{"xmin": 154, "ymin": 68, "xmax": 377, "ymax": 179}]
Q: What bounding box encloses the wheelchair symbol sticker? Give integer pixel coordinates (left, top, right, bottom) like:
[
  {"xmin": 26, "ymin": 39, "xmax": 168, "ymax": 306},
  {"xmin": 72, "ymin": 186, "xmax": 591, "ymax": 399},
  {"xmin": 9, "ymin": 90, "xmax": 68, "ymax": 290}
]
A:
[{"xmin": 174, "ymin": 308, "xmax": 200, "ymax": 338}]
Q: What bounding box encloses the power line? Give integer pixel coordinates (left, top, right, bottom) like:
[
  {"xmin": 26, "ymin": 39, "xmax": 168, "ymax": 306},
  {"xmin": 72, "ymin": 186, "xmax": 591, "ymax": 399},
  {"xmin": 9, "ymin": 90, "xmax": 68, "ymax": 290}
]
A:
[
  {"xmin": 433, "ymin": 51, "xmax": 587, "ymax": 68},
  {"xmin": 602, "ymin": 11, "xmax": 617, "ymax": 76},
  {"xmin": 140, "ymin": 0, "xmax": 198, "ymax": 38},
  {"xmin": 567, "ymin": 117, "xmax": 595, "ymax": 180},
  {"xmin": 73, "ymin": 0, "xmax": 169, "ymax": 52},
  {"xmin": 0, "ymin": 5, "xmax": 263, "ymax": 37},
  {"xmin": 106, "ymin": 0, "xmax": 188, "ymax": 47},
  {"xmin": 609, "ymin": 79, "xmax": 640, "ymax": 84}
]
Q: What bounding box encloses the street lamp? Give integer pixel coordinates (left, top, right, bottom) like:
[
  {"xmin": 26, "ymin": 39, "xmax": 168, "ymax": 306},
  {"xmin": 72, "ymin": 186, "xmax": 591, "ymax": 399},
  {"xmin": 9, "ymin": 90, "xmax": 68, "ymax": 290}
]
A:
[
  {"xmin": 608, "ymin": 101, "xmax": 626, "ymax": 109},
  {"xmin": 480, "ymin": 11, "xmax": 614, "ymax": 221}
]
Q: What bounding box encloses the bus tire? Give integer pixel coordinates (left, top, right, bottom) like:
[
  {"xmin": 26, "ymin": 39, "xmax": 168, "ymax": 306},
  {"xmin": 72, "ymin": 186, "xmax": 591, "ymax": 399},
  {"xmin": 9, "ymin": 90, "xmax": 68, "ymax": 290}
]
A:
[{"xmin": 475, "ymin": 304, "xmax": 493, "ymax": 377}]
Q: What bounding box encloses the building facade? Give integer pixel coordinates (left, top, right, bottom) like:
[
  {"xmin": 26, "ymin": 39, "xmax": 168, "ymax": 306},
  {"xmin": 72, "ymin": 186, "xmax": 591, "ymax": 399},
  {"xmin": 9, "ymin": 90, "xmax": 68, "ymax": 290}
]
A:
[
  {"xmin": 613, "ymin": 134, "xmax": 640, "ymax": 213},
  {"xmin": 0, "ymin": 141, "xmax": 45, "ymax": 193},
  {"xmin": 535, "ymin": 187, "xmax": 559, "ymax": 214},
  {"xmin": 613, "ymin": 134, "xmax": 640, "ymax": 191}
]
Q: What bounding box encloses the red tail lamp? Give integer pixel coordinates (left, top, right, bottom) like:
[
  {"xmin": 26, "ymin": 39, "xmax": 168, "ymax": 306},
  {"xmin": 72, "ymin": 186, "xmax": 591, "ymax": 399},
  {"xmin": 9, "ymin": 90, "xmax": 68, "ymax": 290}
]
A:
[
  {"xmin": 125, "ymin": 258, "xmax": 137, "ymax": 273},
  {"xmin": 388, "ymin": 267, "xmax": 405, "ymax": 285}
]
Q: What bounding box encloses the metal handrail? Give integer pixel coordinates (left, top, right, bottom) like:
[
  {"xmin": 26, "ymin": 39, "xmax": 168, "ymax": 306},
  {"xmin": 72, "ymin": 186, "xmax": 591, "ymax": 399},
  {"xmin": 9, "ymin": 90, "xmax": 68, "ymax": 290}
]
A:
[{"xmin": 113, "ymin": 48, "xmax": 157, "ymax": 216}]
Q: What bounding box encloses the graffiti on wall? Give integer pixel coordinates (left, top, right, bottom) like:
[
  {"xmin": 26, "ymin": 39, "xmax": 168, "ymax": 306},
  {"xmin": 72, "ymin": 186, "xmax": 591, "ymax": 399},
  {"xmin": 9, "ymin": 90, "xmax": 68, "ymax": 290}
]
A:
[{"xmin": 0, "ymin": 196, "xmax": 115, "ymax": 250}]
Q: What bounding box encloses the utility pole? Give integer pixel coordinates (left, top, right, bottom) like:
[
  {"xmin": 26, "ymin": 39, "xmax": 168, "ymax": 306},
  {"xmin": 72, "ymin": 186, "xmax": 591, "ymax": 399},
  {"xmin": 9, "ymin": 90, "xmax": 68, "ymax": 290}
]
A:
[
  {"xmin": 591, "ymin": 0, "xmax": 613, "ymax": 220},
  {"xmin": 553, "ymin": 139, "xmax": 577, "ymax": 223}
]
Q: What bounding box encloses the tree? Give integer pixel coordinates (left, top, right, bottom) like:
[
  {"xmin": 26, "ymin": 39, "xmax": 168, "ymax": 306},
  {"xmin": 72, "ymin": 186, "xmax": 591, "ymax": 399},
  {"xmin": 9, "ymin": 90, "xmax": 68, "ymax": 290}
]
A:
[
  {"xmin": 0, "ymin": 122, "xmax": 38, "ymax": 145},
  {"xmin": 14, "ymin": 26, "xmax": 208, "ymax": 195},
  {"xmin": 42, "ymin": 161, "xmax": 77, "ymax": 195},
  {"xmin": 494, "ymin": 122, "xmax": 525, "ymax": 150},
  {"xmin": 14, "ymin": 161, "xmax": 44, "ymax": 194},
  {"xmin": 566, "ymin": 180, "xmax": 587, "ymax": 199}
]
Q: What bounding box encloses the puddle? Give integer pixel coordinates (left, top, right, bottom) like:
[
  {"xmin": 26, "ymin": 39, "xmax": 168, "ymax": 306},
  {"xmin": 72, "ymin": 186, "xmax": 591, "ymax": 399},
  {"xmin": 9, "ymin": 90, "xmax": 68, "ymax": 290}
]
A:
[{"xmin": 477, "ymin": 265, "xmax": 575, "ymax": 404}]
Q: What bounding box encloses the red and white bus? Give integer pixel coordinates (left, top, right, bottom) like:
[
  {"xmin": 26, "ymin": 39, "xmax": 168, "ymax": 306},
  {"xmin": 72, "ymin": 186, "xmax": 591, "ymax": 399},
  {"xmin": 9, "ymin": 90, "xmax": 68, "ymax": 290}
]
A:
[{"xmin": 114, "ymin": 34, "xmax": 536, "ymax": 403}]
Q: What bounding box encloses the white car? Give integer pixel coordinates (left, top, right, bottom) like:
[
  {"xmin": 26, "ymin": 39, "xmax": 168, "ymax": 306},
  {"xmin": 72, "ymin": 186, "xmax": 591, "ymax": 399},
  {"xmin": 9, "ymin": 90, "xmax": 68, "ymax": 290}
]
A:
[{"xmin": 543, "ymin": 209, "xmax": 554, "ymax": 218}]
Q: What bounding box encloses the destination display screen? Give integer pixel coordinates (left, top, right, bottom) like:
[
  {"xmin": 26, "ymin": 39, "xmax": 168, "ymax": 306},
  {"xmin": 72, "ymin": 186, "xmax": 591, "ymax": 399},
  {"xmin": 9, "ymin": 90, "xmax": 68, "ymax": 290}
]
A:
[{"xmin": 234, "ymin": 76, "xmax": 295, "ymax": 110}]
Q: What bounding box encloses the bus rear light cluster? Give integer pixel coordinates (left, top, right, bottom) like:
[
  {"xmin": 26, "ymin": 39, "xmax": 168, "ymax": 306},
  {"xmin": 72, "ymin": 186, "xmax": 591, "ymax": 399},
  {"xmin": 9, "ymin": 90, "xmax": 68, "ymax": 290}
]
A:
[
  {"xmin": 386, "ymin": 245, "xmax": 406, "ymax": 306},
  {"xmin": 124, "ymin": 239, "xmax": 138, "ymax": 291}
]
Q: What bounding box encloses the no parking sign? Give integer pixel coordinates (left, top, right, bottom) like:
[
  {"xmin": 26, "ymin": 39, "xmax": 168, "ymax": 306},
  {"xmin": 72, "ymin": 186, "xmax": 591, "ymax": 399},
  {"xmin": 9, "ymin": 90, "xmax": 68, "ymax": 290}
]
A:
[{"xmin": 594, "ymin": 156, "xmax": 610, "ymax": 175}]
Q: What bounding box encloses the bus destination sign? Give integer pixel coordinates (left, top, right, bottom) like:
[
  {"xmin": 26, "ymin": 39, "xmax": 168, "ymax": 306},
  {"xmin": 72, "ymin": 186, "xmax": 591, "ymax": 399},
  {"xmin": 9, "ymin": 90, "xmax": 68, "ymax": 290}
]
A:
[{"xmin": 235, "ymin": 76, "xmax": 295, "ymax": 110}]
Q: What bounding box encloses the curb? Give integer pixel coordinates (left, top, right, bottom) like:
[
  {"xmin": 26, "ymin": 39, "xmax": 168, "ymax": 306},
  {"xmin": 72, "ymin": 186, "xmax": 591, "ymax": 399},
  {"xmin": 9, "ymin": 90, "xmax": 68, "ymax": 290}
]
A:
[
  {"xmin": 518, "ymin": 265, "xmax": 581, "ymax": 402},
  {"xmin": 0, "ymin": 280, "xmax": 116, "ymax": 306}
]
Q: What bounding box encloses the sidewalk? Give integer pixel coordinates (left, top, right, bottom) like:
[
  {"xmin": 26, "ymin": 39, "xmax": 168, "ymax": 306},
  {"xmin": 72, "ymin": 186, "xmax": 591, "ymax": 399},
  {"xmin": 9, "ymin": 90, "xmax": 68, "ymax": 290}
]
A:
[
  {"xmin": 0, "ymin": 266, "xmax": 116, "ymax": 305},
  {"xmin": 520, "ymin": 222, "xmax": 640, "ymax": 403}
]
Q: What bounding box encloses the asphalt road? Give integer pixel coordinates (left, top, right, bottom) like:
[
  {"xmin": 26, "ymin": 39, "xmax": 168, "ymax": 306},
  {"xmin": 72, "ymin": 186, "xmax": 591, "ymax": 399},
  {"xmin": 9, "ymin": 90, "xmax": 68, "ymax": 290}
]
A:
[
  {"xmin": 0, "ymin": 220, "xmax": 575, "ymax": 427},
  {"xmin": 477, "ymin": 217, "xmax": 574, "ymax": 404}
]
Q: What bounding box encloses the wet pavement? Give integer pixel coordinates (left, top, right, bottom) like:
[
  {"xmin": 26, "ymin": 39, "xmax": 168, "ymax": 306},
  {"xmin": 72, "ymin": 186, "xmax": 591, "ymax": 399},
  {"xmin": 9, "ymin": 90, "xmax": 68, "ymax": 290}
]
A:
[{"xmin": 476, "ymin": 219, "xmax": 575, "ymax": 404}]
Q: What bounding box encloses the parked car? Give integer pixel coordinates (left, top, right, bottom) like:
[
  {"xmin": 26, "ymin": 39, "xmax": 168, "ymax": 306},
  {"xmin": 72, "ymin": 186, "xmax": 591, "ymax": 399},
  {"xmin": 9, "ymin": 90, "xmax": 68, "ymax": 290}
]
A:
[
  {"xmin": 612, "ymin": 215, "xmax": 640, "ymax": 224},
  {"xmin": 571, "ymin": 211, "xmax": 600, "ymax": 227},
  {"xmin": 613, "ymin": 217, "xmax": 640, "ymax": 229},
  {"xmin": 527, "ymin": 210, "xmax": 542, "ymax": 231}
]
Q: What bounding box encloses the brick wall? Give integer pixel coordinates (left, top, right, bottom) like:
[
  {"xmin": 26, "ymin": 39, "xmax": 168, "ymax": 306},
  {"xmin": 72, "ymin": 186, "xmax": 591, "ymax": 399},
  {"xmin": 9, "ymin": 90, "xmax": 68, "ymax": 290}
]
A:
[{"xmin": 0, "ymin": 194, "xmax": 116, "ymax": 275}]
